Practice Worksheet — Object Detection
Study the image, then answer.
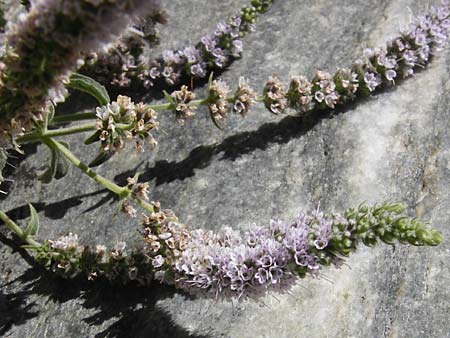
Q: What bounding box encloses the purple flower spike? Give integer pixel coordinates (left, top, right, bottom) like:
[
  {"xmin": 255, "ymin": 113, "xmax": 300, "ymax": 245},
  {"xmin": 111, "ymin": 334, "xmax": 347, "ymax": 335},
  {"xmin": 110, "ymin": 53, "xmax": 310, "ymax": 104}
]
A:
[{"xmin": 169, "ymin": 207, "xmax": 337, "ymax": 299}]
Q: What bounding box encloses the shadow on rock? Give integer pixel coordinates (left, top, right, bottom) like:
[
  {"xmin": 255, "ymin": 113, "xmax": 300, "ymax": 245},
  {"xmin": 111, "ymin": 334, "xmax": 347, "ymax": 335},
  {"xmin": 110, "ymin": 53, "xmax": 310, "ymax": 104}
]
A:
[
  {"xmin": 0, "ymin": 143, "xmax": 39, "ymax": 201},
  {"xmin": 114, "ymin": 101, "xmax": 358, "ymax": 188},
  {"xmin": 0, "ymin": 234, "xmax": 209, "ymax": 338}
]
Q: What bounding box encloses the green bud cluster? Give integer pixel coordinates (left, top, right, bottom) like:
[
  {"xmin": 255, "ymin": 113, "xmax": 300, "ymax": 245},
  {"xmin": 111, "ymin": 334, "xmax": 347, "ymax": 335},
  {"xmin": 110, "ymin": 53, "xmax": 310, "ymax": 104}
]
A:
[
  {"xmin": 242, "ymin": 0, "xmax": 274, "ymax": 24},
  {"xmin": 328, "ymin": 202, "xmax": 444, "ymax": 256}
]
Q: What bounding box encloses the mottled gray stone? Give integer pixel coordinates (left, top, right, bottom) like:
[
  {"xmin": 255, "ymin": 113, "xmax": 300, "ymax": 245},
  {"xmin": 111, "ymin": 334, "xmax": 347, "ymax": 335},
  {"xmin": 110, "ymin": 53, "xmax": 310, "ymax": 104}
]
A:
[{"xmin": 1, "ymin": 0, "xmax": 450, "ymax": 337}]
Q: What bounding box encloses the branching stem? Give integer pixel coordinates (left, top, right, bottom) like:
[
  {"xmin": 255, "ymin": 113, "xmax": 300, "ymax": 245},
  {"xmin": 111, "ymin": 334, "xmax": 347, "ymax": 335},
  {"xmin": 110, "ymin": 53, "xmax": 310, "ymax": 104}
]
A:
[{"xmin": 42, "ymin": 137, "xmax": 155, "ymax": 214}]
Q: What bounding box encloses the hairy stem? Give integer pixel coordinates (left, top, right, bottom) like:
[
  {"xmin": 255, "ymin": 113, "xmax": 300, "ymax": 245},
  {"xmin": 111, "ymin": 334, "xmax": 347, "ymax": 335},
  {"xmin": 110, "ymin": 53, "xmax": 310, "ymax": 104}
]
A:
[
  {"xmin": 41, "ymin": 137, "xmax": 155, "ymax": 213},
  {"xmin": 0, "ymin": 211, "xmax": 41, "ymax": 247},
  {"xmin": 51, "ymin": 112, "xmax": 97, "ymax": 124},
  {"xmin": 19, "ymin": 98, "xmax": 207, "ymax": 144},
  {"xmin": 17, "ymin": 123, "xmax": 132, "ymax": 144}
]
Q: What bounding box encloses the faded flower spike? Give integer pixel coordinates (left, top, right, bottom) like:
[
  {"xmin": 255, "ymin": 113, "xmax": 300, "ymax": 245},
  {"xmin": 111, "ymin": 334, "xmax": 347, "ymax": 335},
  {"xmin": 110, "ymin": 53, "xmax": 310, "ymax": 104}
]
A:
[
  {"xmin": 0, "ymin": 0, "xmax": 160, "ymax": 150},
  {"xmin": 82, "ymin": 8, "xmax": 168, "ymax": 87}
]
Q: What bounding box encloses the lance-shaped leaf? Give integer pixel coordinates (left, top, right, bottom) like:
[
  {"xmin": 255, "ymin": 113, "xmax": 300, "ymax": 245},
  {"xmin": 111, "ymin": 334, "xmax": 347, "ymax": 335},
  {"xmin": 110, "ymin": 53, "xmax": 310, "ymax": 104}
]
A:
[
  {"xmin": 24, "ymin": 203, "xmax": 39, "ymax": 237},
  {"xmin": 84, "ymin": 130, "xmax": 102, "ymax": 145},
  {"xmin": 68, "ymin": 73, "xmax": 110, "ymax": 106},
  {"xmin": 38, "ymin": 141, "xmax": 70, "ymax": 183},
  {"xmin": 89, "ymin": 150, "xmax": 115, "ymax": 168}
]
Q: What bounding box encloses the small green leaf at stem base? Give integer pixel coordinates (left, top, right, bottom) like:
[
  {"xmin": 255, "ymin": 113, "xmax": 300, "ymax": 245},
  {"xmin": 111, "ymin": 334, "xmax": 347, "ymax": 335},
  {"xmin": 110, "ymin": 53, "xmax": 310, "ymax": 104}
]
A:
[{"xmin": 25, "ymin": 203, "xmax": 40, "ymax": 237}]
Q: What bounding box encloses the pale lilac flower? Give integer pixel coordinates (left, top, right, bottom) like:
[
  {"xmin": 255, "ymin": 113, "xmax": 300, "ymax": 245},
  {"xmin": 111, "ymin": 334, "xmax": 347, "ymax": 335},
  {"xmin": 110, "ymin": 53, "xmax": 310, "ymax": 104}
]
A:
[
  {"xmin": 170, "ymin": 207, "xmax": 337, "ymax": 299},
  {"xmin": 182, "ymin": 46, "xmax": 201, "ymax": 63},
  {"xmin": 201, "ymin": 35, "xmax": 217, "ymax": 52},
  {"xmin": 385, "ymin": 69, "xmax": 397, "ymax": 82},
  {"xmin": 190, "ymin": 63, "xmax": 206, "ymax": 77},
  {"xmin": 314, "ymin": 91, "xmax": 325, "ymax": 103},
  {"xmin": 232, "ymin": 40, "xmax": 244, "ymax": 56},
  {"xmin": 50, "ymin": 233, "xmax": 79, "ymax": 251},
  {"xmin": 152, "ymin": 255, "xmax": 165, "ymax": 268},
  {"xmin": 364, "ymin": 72, "xmax": 382, "ymax": 91}
]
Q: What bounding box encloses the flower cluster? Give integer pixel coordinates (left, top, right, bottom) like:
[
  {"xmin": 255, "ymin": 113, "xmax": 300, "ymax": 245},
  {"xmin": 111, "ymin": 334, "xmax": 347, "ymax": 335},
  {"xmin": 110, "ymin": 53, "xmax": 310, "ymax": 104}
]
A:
[
  {"xmin": 93, "ymin": 95, "xmax": 158, "ymax": 153},
  {"xmin": 140, "ymin": 202, "xmax": 192, "ymax": 284},
  {"xmin": 263, "ymin": 1, "xmax": 450, "ymax": 115},
  {"xmin": 168, "ymin": 202, "xmax": 443, "ymax": 299},
  {"xmin": 84, "ymin": 0, "xmax": 275, "ymax": 88},
  {"xmin": 263, "ymin": 76, "xmax": 287, "ymax": 114},
  {"xmin": 127, "ymin": 176, "xmax": 150, "ymax": 201},
  {"xmin": 169, "ymin": 85, "xmax": 197, "ymax": 124},
  {"xmin": 231, "ymin": 77, "xmax": 258, "ymax": 116},
  {"xmin": 203, "ymin": 76, "xmax": 257, "ymax": 127},
  {"xmin": 0, "ymin": 0, "xmax": 161, "ymax": 150},
  {"xmin": 207, "ymin": 79, "xmax": 231, "ymax": 122}
]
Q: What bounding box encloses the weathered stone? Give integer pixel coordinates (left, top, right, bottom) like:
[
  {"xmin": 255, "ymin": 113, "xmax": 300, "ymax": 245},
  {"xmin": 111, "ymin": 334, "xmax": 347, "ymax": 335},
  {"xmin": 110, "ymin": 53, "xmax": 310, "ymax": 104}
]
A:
[{"xmin": 1, "ymin": 0, "xmax": 449, "ymax": 337}]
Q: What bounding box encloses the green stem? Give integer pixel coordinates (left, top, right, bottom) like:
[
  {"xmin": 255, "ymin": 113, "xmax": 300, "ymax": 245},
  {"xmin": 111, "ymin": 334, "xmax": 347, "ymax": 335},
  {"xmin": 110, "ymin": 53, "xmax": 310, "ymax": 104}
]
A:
[
  {"xmin": 0, "ymin": 211, "xmax": 41, "ymax": 246},
  {"xmin": 50, "ymin": 98, "xmax": 205, "ymax": 125},
  {"xmin": 51, "ymin": 112, "xmax": 96, "ymax": 124},
  {"xmin": 17, "ymin": 122, "xmax": 132, "ymax": 144},
  {"xmin": 42, "ymin": 137, "xmax": 155, "ymax": 214},
  {"xmin": 17, "ymin": 123, "xmax": 97, "ymax": 143},
  {"xmin": 147, "ymin": 99, "xmax": 205, "ymax": 111},
  {"xmin": 17, "ymin": 99, "xmax": 206, "ymax": 144}
]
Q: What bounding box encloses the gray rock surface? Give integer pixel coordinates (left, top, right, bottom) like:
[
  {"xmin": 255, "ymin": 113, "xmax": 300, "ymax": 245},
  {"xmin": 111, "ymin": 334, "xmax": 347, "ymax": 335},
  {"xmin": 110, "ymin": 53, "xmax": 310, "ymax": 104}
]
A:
[{"xmin": 1, "ymin": 0, "xmax": 450, "ymax": 337}]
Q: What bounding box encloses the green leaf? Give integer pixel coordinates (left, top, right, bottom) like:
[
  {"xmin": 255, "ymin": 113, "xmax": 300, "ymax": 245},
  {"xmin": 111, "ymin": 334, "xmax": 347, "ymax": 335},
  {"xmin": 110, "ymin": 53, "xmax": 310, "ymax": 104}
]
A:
[
  {"xmin": 25, "ymin": 203, "xmax": 39, "ymax": 237},
  {"xmin": 207, "ymin": 72, "xmax": 214, "ymax": 87},
  {"xmin": 38, "ymin": 141, "xmax": 70, "ymax": 183},
  {"xmin": 54, "ymin": 141, "xmax": 70, "ymax": 179},
  {"xmin": 89, "ymin": 150, "xmax": 115, "ymax": 167},
  {"xmin": 68, "ymin": 73, "xmax": 110, "ymax": 106},
  {"xmin": 209, "ymin": 112, "xmax": 225, "ymax": 130},
  {"xmin": 46, "ymin": 102, "xmax": 55, "ymax": 123},
  {"xmin": 163, "ymin": 90, "xmax": 176, "ymax": 106},
  {"xmin": 84, "ymin": 130, "xmax": 101, "ymax": 145}
]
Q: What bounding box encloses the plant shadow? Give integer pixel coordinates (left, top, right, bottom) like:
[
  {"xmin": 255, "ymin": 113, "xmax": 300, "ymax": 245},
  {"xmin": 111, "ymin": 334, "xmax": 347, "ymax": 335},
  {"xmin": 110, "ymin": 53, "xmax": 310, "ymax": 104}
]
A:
[{"xmin": 0, "ymin": 233, "xmax": 210, "ymax": 338}]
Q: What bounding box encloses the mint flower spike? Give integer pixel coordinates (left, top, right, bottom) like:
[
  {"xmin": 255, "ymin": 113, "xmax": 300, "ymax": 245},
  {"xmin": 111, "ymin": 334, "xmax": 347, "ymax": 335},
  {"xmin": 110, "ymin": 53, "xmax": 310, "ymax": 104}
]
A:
[
  {"xmin": 0, "ymin": 0, "xmax": 161, "ymax": 151},
  {"xmin": 83, "ymin": 0, "xmax": 275, "ymax": 88},
  {"xmin": 30, "ymin": 201, "xmax": 443, "ymax": 301},
  {"xmin": 263, "ymin": 1, "xmax": 450, "ymax": 116}
]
